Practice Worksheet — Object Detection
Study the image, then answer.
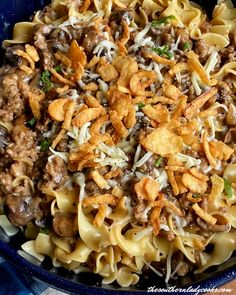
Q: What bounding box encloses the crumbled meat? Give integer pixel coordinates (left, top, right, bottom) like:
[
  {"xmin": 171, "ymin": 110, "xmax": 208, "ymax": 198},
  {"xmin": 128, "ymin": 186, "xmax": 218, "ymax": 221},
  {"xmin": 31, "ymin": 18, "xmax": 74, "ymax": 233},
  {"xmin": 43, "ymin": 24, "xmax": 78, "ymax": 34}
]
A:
[
  {"xmin": 161, "ymin": 31, "xmax": 175, "ymax": 46},
  {"xmin": 10, "ymin": 161, "xmax": 31, "ymax": 178},
  {"xmin": 171, "ymin": 253, "xmax": 194, "ymax": 276},
  {"xmin": 56, "ymin": 137, "xmax": 69, "ymax": 152},
  {"xmin": 0, "ymin": 172, "xmax": 13, "ymax": 194},
  {"xmin": 178, "ymin": 194, "xmax": 191, "ymax": 210},
  {"xmin": 134, "ymin": 200, "xmax": 149, "ymax": 223},
  {"xmin": 34, "ymin": 24, "xmax": 53, "ymax": 50},
  {"xmin": 176, "ymin": 28, "xmax": 193, "ymax": 50},
  {"xmin": 0, "ymin": 74, "xmax": 25, "ymax": 121},
  {"xmin": 137, "ymin": 151, "xmax": 158, "ymax": 176},
  {"xmin": 34, "ymin": 24, "xmax": 54, "ymax": 69},
  {"xmin": 194, "ymin": 39, "xmax": 210, "ymax": 61},
  {"xmin": 220, "ymin": 45, "xmax": 236, "ymax": 63},
  {"xmin": 199, "ymin": 21, "xmax": 211, "ymax": 33},
  {"xmin": 85, "ymin": 180, "xmax": 102, "ymax": 195},
  {"xmin": 43, "ymin": 156, "xmax": 68, "ymax": 189},
  {"xmin": 196, "ymin": 217, "xmax": 231, "ymax": 232},
  {"xmin": 53, "ymin": 212, "xmax": 77, "ymax": 237},
  {"xmin": 110, "ymin": 8, "xmax": 134, "ymax": 23},
  {"xmin": 81, "ymin": 26, "xmax": 104, "ymax": 54},
  {"xmin": 31, "ymin": 157, "xmax": 48, "ymax": 181},
  {"xmin": 174, "ymin": 73, "xmax": 195, "ymax": 100},
  {"xmin": 6, "ymin": 127, "xmax": 38, "ymax": 162}
]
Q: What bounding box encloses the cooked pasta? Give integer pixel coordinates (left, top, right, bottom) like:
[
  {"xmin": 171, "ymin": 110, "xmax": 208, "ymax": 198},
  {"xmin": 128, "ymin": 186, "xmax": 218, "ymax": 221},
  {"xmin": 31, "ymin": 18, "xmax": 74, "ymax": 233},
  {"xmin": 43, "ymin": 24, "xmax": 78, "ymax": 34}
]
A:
[{"xmin": 0, "ymin": 0, "xmax": 236, "ymax": 288}]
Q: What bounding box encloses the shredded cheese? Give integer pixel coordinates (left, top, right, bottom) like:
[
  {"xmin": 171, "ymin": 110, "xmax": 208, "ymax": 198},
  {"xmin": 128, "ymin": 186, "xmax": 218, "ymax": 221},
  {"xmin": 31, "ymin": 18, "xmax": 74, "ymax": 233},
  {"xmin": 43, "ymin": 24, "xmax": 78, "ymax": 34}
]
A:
[{"xmin": 176, "ymin": 153, "xmax": 201, "ymax": 169}]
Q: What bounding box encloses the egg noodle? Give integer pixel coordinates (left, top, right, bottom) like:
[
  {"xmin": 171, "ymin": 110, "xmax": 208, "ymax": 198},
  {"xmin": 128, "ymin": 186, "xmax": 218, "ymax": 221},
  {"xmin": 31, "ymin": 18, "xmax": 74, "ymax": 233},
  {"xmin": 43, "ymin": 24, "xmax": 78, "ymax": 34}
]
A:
[{"xmin": 0, "ymin": 0, "xmax": 236, "ymax": 288}]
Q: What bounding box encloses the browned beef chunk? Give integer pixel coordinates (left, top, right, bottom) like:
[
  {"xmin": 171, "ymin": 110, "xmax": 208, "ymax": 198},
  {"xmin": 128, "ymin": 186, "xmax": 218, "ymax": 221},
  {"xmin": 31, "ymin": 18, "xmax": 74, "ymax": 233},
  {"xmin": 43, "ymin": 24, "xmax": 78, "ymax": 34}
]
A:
[
  {"xmin": 4, "ymin": 45, "xmax": 24, "ymax": 66},
  {"xmin": 43, "ymin": 156, "xmax": 68, "ymax": 189},
  {"xmin": 0, "ymin": 125, "xmax": 9, "ymax": 149},
  {"xmin": 53, "ymin": 212, "xmax": 77, "ymax": 237},
  {"xmin": 4, "ymin": 193, "xmax": 43, "ymax": 226}
]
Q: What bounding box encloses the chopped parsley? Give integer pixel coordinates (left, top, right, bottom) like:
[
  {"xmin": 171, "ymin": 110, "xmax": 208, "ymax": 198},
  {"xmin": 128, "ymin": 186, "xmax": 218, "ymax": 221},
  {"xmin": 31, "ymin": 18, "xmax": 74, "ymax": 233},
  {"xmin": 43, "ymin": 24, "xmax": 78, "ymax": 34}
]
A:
[
  {"xmin": 26, "ymin": 117, "xmax": 36, "ymax": 128},
  {"xmin": 183, "ymin": 42, "xmax": 190, "ymax": 51},
  {"xmin": 54, "ymin": 65, "xmax": 62, "ymax": 72},
  {"xmin": 40, "ymin": 70, "xmax": 52, "ymax": 92},
  {"xmin": 151, "ymin": 15, "xmax": 176, "ymax": 27},
  {"xmin": 152, "ymin": 45, "xmax": 173, "ymax": 59},
  {"xmin": 137, "ymin": 102, "xmax": 145, "ymax": 109},
  {"xmin": 192, "ymin": 193, "xmax": 201, "ymax": 199},
  {"xmin": 40, "ymin": 139, "xmax": 51, "ymax": 152},
  {"xmin": 155, "ymin": 157, "xmax": 163, "ymax": 167},
  {"xmin": 40, "ymin": 227, "xmax": 49, "ymax": 235},
  {"xmin": 224, "ymin": 178, "xmax": 233, "ymax": 198}
]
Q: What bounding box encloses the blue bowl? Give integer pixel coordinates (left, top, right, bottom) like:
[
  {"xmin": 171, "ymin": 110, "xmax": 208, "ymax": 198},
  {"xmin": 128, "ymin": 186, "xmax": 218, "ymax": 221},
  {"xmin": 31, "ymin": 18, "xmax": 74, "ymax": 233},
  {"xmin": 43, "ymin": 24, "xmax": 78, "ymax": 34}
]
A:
[{"xmin": 0, "ymin": 1, "xmax": 236, "ymax": 294}]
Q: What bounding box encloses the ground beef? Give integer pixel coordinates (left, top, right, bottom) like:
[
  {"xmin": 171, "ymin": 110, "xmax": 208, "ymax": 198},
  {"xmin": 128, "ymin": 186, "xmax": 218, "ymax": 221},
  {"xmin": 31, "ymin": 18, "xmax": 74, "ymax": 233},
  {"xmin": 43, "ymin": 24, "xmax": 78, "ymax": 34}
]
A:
[
  {"xmin": 174, "ymin": 73, "xmax": 195, "ymax": 101},
  {"xmin": 43, "ymin": 156, "xmax": 68, "ymax": 189},
  {"xmin": 200, "ymin": 21, "xmax": 211, "ymax": 33},
  {"xmin": 0, "ymin": 74, "xmax": 25, "ymax": 122},
  {"xmin": 196, "ymin": 217, "xmax": 231, "ymax": 232},
  {"xmin": 56, "ymin": 137, "xmax": 69, "ymax": 152},
  {"xmin": 85, "ymin": 180, "xmax": 102, "ymax": 195},
  {"xmin": 138, "ymin": 153, "xmax": 159, "ymax": 177},
  {"xmin": 10, "ymin": 161, "xmax": 31, "ymax": 178},
  {"xmin": 134, "ymin": 199, "xmax": 149, "ymax": 223},
  {"xmin": 53, "ymin": 212, "xmax": 77, "ymax": 237},
  {"xmin": 176, "ymin": 28, "xmax": 193, "ymax": 50},
  {"xmin": 34, "ymin": 24, "xmax": 54, "ymax": 69},
  {"xmin": 81, "ymin": 26, "xmax": 104, "ymax": 54},
  {"xmin": 0, "ymin": 172, "xmax": 13, "ymax": 194},
  {"xmin": 220, "ymin": 45, "xmax": 236, "ymax": 63},
  {"xmin": 110, "ymin": 8, "xmax": 134, "ymax": 24},
  {"xmin": 6, "ymin": 127, "xmax": 38, "ymax": 162},
  {"xmin": 171, "ymin": 253, "xmax": 194, "ymax": 277},
  {"xmin": 31, "ymin": 157, "xmax": 48, "ymax": 181},
  {"xmin": 194, "ymin": 39, "xmax": 211, "ymax": 61}
]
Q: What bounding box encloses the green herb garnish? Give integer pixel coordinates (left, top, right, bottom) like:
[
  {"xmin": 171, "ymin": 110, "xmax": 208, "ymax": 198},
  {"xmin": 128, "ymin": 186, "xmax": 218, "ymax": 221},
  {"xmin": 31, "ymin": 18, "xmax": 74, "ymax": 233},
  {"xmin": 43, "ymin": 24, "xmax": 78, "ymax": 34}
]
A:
[
  {"xmin": 40, "ymin": 227, "xmax": 49, "ymax": 235},
  {"xmin": 54, "ymin": 65, "xmax": 62, "ymax": 72},
  {"xmin": 137, "ymin": 102, "xmax": 145, "ymax": 109},
  {"xmin": 152, "ymin": 45, "xmax": 173, "ymax": 59},
  {"xmin": 155, "ymin": 157, "xmax": 163, "ymax": 167},
  {"xmin": 224, "ymin": 178, "xmax": 233, "ymax": 198},
  {"xmin": 192, "ymin": 193, "xmax": 201, "ymax": 199},
  {"xmin": 26, "ymin": 117, "xmax": 36, "ymax": 128},
  {"xmin": 40, "ymin": 139, "xmax": 51, "ymax": 152},
  {"xmin": 183, "ymin": 42, "xmax": 190, "ymax": 51},
  {"xmin": 40, "ymin": 70, "xmax": 52, "ymax": 92},
  {"xmin": 152, "ymin": 15, "xmax": 176, "ymax": 27}
]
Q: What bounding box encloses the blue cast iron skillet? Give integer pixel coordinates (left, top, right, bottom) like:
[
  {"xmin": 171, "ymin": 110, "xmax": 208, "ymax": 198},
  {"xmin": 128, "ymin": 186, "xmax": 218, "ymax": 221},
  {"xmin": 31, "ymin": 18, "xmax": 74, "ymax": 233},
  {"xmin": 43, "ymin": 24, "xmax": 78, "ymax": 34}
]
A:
[{"xmin": 0, "ymin": 1, "xmax": 236, "ymax": 294}]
